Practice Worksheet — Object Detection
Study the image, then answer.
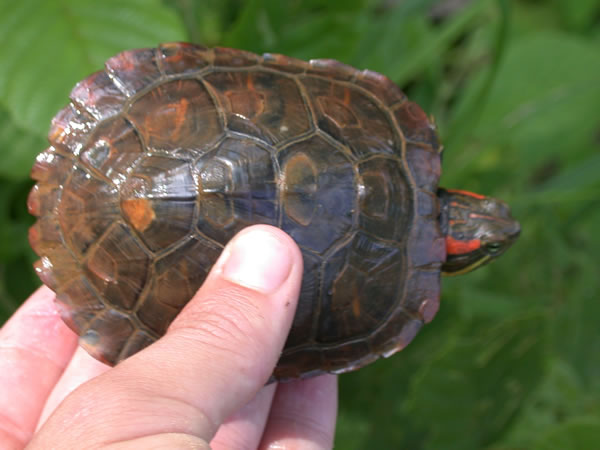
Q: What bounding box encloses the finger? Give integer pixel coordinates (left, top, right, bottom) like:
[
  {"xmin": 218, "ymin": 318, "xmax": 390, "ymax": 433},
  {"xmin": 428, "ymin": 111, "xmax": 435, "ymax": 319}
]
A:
[
  {"xmin": 210, "ymin": 384, "xmax": 276, "ymax": 450},
  {"xmin": 0, "ymin": 286, "xmax": 78, "ymax": 449},
  {"xmin": 260, "ymin": 375, "xmax": 338, "ymax": 450},
  {"xmin": 103, "ymin": 433, "xmax": 210, "ymax": 449},
  {"xmin": 31, "ymin": 225, "xmax": 303, "ymax": 448},
  {"xmin": 37, "ymin": 346, "xmax": 110, "ymax": 429}
]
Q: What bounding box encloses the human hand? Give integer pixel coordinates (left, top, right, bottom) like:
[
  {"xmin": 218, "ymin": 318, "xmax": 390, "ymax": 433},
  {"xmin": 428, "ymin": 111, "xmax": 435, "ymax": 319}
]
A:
[{"xmin": 0, "ymin": 225, "xmax": 338, "ymax": 449}]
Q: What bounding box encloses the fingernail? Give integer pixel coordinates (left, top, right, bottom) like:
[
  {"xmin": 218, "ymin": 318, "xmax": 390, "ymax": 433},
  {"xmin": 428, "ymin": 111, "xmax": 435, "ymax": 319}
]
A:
[{"xmin": 222, "ymin": 229, "xmax": 294, "ymax": 294}]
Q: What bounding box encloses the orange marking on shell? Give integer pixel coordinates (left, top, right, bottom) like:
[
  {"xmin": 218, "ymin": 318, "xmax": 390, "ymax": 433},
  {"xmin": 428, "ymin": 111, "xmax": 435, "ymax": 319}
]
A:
[
  {"xmin": 246, "ymin": 73, "xmax": 255, "ymax": 91},
  {"xmin": 449, "ymin": 201, "xmax": 469, "ymax": 210},
  {"xmin": 446, "ymin": 236, "xmax": 480, "ymax": 256},
  {"xmin": 351, "ymin": 294, "xmax": 361, "ymax": 317},
  {"xmin": 27, "ymin": 185, "xmax": 41, "ymax": 216},
  {"xmin": 28, "ymin": 223, "xmax": 40, "ymax": 252},
  {"xmin": 48, "ymin": 123, "xmax": 66, "ymax": 144},
  {"xmin": 121, "ymin": 198, "xmax": 155, "ymax": 232},
  {"xmin": 343, "ymin": 87, "xmax": 351, "ymax": 106},
  {"xmin": 447, "ymin": 189, "xmax": 486, "ymax": 200},
  {"xmin": 172, "ymin": 97, "xmax": 189, "ymax": 141},
  {"xmin": 469, "ymin": 213, "xmax": 494, "ymax": 221},
  {"xmin": 115, "ymin": 52, "xmax": 136, "ymax": 71}
]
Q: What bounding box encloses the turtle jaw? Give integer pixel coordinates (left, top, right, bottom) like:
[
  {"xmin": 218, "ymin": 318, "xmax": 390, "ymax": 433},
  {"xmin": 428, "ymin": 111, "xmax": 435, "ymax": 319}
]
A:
[{"xmin": 438, "ymin": 188, "xmax": 520, "ymax": 275}]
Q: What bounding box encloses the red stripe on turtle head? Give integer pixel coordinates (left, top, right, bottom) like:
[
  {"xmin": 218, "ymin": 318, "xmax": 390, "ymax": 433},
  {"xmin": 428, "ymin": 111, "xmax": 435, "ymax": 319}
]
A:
[
  {"xmin": 445, "ymin": 189, "xmax": 486, "ymax": 200},
  {"xmin": 445, "ymin": 236, "xmax": 481, "ymax": 256}
]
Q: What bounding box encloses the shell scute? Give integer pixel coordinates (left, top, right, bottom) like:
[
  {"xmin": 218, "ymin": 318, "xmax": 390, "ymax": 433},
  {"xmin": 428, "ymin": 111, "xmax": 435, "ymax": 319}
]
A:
[
  {"xmin": 203, "ymin": 70, "xmax": 313, "ymax": 143},
  {"xmin": 279, "ymin": 134, "xmax": 356, "ymax": 254},
  {"xmin": 105, "ymin": 48, "xmax": 162, "ymax": 97},
  {"xmin": 48, "ymin": 105, "xmax": 95, "ymax": 155},
  {"xmin": 70, "ymin": 71, "xmax": 127, "ymax": 121},
  {"xmin": 126, "ymin": 79, "xmax": 223, "ymax": 152},
  {"xmin": 300, "ymin": 76, "xmax": 397, "ymax": 158},
  {"xmin": 158, "ymin": 42, "xmax": 211, "ymax": 76}
]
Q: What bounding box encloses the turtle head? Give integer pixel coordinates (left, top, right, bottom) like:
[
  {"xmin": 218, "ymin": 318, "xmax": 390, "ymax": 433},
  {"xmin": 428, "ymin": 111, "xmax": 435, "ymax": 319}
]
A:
[{"xmin": 438, "ymin": 188, "xmax": 520, "ymax": 275}]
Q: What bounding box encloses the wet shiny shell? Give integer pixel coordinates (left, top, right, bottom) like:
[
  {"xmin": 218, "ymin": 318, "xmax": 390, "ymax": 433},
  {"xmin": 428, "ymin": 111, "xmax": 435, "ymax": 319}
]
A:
[{"xmin": 29, "ymin": 43, "xmax": 445, "ymax": 380}]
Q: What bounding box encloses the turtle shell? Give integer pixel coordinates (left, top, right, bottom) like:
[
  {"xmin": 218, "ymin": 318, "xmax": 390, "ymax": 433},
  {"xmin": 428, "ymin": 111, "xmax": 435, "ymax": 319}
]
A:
[{"xmin": 28, "ymin": 43, "xmax": 445, "ymax": 380}]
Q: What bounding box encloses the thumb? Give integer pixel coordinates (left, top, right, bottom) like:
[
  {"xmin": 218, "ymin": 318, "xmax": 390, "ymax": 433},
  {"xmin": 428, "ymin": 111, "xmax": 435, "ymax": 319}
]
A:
[{"xmin": 31, "ymin": 225, "xmax": 303, "ymax": 448}]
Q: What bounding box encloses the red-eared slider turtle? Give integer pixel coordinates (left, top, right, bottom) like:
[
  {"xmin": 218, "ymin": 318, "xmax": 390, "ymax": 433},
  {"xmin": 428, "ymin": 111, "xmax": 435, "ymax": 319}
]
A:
[{"xmin": 28, "ymin": 43, "xmax": 520, "ymax": 380}]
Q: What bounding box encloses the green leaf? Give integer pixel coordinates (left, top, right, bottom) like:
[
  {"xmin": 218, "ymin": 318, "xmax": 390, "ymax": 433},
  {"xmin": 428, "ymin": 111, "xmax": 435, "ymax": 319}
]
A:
[
  {"xmin": 533, "ymin": 418, "xmax": 600, "ymax": 450},
  {"xmin": 165, "ymin": 0, "xmax": 237, "ymax": 45},
  {"xmin": 497, "ymin": 358, "xmax": 599, "ymax": 449},
  {"xmin": 450, "ymin": 32, "xmax": 600, "ymax": 170},
  {"xmin": 0, "ymin": 105, "xmax": 47, "ymax": 180},
  {"xmin": 553, "ymin": 0, "xmax": 600, "ymax": 31},
  {"xmin": 0, "ymin": 0, "xmax": 186, "ymax": 137},
  {"xmin": 404, "ymin": 313, "xmax": 546, "ymax": 450},
  {"xmin": 221, "ymin": 0, "xmax": 368, "ymax": 59},
  {"xmin": 388, "ymin": 0, "xmax": 495, "ymax": 85},
  {"xmin": 0, "ymin": 177, "xmax": 38, "ymax": 316}
]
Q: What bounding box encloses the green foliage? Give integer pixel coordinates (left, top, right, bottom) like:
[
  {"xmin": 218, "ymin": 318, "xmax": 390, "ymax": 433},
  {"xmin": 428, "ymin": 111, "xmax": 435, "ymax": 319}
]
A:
[{"xmin": 0, "ymin": 0, "xmax": 599, "ymax": 447}]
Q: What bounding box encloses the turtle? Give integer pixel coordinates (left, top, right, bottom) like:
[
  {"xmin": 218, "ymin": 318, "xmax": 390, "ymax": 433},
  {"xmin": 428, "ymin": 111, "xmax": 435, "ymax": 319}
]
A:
[{"xmin": 28, "ymin": 43, "xmax": 520, "ymax": 381}]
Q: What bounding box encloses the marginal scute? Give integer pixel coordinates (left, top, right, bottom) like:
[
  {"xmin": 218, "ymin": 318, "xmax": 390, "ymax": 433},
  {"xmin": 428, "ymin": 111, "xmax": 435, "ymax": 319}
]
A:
[
  {"xmin": 27, "ymin": 183, "xmax": 61, "ymax": 217},
  {"xmin": 379, "ymin": 315, "xmax": 423, "ymax": 358},
  {"xmin": 79, "ymin": 309, "xmax": 136, "ymax": 364},
  {"xmin": 105, "ymin": 48, "xmax": 162, "ymax": 96},
  {"xmin": 403, "ymin": 270, "xmax": 441, "ymax": 323},
  {"xmin": 262, "ymin": 53, "xmax": 309, "ymax": 74},
  {"xmin": 29, "ymin": 216, "xmax": 63, "ymax": 255},
  {"xmin": 408, "ymin": 221, "xmax": 446, "ymax": 269},
  {"xmin": 273, "ymin": 348, "xmax": 326, "ymax": 381},
  {"xmin": 393, "ymin": 101, "xmax": 440, "ymax": 147},
  {"xmin": 70, "ymin": 70, "xmax": 128, "ymax": 121},
  {"xmin": 325, "ymin": 341, "xmax": 378, "ymax": 375},
  {"xmin": 308, "ymin": 59, "xmax": 355, "ymax": 80},
  {"xmin": 48, "ymin": 105, "xmax": 95, "ymax": 155},
  {"xmin": 419, "ymin": 298, "xmax": 439, "ymax": 324},
  {"xmin": 32, "ymin": 242, "xmax": 80, "ymax": 290},
  {"xmin": 354, "ymin": 70, "xmax": 407, "ymax": 107},
  {"xmin": 214, "ymin": 46, "xmax": 260, "ymax": 67},
  {"xmin": 30, "ymin": 147, "xmax": 72, "ymax": 184},
  {"xmin": 159, "ymin": 42, "xmax": 211, "ymax": 76},
  {"xmin": 405, "ymin": 143, "xmax": 442, "ymax": 192},
  {"xmin": 416, "ymin": 190, "xmax": 438, "ymax": 218},
  {"xmin": 33, "ymin": 258, "xmax": 58, "ymax": 291}
]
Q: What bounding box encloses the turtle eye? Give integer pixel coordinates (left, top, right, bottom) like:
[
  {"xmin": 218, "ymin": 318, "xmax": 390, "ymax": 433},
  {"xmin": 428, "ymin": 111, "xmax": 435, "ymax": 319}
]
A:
[{"xmin": 486, "ymin": 241, "xmax": 503, "ymax": 254}]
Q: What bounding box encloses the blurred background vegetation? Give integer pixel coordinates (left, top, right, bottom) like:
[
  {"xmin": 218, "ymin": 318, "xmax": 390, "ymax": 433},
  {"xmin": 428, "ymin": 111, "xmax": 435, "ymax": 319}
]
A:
[{"xmin": 1, "ymin": 0, "xmax": 599, "ymax": 447}]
